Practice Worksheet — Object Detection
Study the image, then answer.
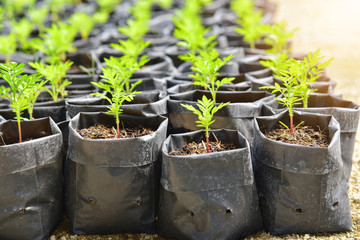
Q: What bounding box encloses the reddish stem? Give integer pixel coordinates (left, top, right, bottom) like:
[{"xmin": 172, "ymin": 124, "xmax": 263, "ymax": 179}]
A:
[
  {"xmin": 18, "ymin": 120, "xmax": 22, "ymax": 143},
  {"xmin": 206, "ymin": 136, "xmax": 210, "ymax": 153},
  {"xmin": 290, "ymin": 116, "xmax": 294, "ymax": 135},
  {"xmin": 116, "ymin": 122, "xmax": 120, "ymax": 138}
]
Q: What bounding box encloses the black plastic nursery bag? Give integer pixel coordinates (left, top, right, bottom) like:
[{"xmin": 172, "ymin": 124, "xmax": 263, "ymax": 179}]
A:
[
  {"xmin": 262, "ymin": 93, "xmax": 360, "ymax": 181},
  {"xmin": 65, "ymin": 112, "xmax": 168, "ymax": 235},
  {"xmin": 252, "ymin": 111, "xmax": 352, "ymax": 235},
  {"xmin": 0, "ymin": 117, "xmax": 63, "ymax": 240},
  {"xmin": 158, "ymin": 129, "xmax": 263, "ymax": 240}
]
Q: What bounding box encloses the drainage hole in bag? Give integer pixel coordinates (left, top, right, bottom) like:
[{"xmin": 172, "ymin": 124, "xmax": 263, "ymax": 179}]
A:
[{"xmin": 88, "ymin": 197, "xmax": 97, "ymax": 205}]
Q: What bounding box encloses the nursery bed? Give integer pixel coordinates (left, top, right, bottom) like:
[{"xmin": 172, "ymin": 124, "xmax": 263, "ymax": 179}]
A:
[{"xmin": 50, "ymin": 0, "xmax": 360, "ymax": 239}]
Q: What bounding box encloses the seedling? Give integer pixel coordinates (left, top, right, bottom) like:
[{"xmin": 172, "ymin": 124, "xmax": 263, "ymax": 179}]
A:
[
  {"xmin": 28, "ymin": 7, "xmax": 48, "ymax": 34},
  {"xmin": 261, "ymin": 75, "xmax": 302, "ymax": 135},
  {"xmin": 23, "ymin": 78, "xmax": 47, "ymax": 120},
  {"xmin": 110, "ymin": 38, "xmax": 151, "ymax": 60},
  {"xmin": 12, "ymin": 18, "xmax": 35, "ymax": 51},
  {"xmin": 118, "ymin": 19, "xmax": 150, "ymax": 43},
  {"xmin": 173, "ymin": 7, "xmax": 217, "ymax": 57},
  {"xmin": 182, "ymin": 0, "xmax": 212, "ymax": 15},
  {"xmin": 93, "ymin": 9, "xmax": 110, "ymax": 24},
  {"xmin": 32, "ymin": 22, "xmax": 77, "ymax": 65},
  {"xmin": 153, "ymin": 0, "xmax": 173, "ymax": 9},
  {"xmin": 68, "ymin": 12, "xmax": 95, "ymax": 39},
  {"xmin": 0, "ymin": 62, "xmax": 43, "ymax": 143},
  {"xmin": 293, "ymin": 49, "xmax": 333, "ymax": 108},
  {"xmin": 259, "ymin": 53, "xmax": 292, "ymax": 76},
  {"xmin": 46, "ymin": 0, "xmax": 73, "ymax": 22},
  {"xmin": 181, "ymin": 95, "xmax": 229, "ymax": 153},
  {"xmin": 263, "ymin": 21, "xmax": 297, "ymax": 55},
  {"xmin": 104, "ymin": 55, "xmax": 148, "ymax": 93},
  {"xmin": 182, "ymin": 49, "xmax": 234, "ymax": 103},
  {"xmin": 0, "ymin": 34, "xmax": 16, "ymax": 65},
  {"xmin": 235, "ymin": 11, "xmax": 266, "ymax": 49},
  {"xmin": 29, "ymin": 61, "xmax": 73, "ymax": 101},
  {"xmin": 96, "ymin": 0, "xmax": 121, "ymax": 15},
  {"xmin": 128, "ymin": 0, "xmax": 153, "ymax": 24},
  {"xmin": 260, "ymin": 50, "xmax": 332, "ymax": 134},
  {"xmin": 4, "ymin": 0, "xmax": 36, "ymax": 18},
  {"xmin": 91, "ymin": 67, "xmax": 142, "ymax": 138},
  {"xmin": 230, "ymin": 0, "xmax": 255, "ymax": 19}
]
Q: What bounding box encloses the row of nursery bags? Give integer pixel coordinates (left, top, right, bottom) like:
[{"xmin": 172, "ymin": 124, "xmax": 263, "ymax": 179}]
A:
[{"xmin": 0, "ymin": 91, "xmax": 357, "ymax": 239}]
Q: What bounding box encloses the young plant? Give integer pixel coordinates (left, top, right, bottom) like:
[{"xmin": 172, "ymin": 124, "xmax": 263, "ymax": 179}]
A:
[
  {"xmin": 28, "ymin": 7, "xmax": 49, "ymax": 34},
  {"xmin": 235, "ymin": 11, "xmax": 266, "ymax": 49},
  {"xmin": 0, "ymin": 62, "xmax": 43, "ymax": 143},
  {"xmin": 46, "ymin": 0, "xmax": 73, "ymax": 22},
  {"xmin": 262, "ymin": 21, "xmax": 297, "ymax": 55},
  {"xmin": 182, "ymin": 49, "xmax": 234, "ymax": 103},
  {"xmin": 28, "ymin": 61, "xmax": 73, "ymax": 101},
  {"xmin": 292, "ymin": 49, "xmax": 333, "ymax": 108},
  {"xmin": 104, "ymin": 55, "xmax": 148, "ymax": 93},
  {"xmin": 118, "ymin": 18, "xmax": 150, "ymax": 43},
  {"xmin": 260, "ymin": 50, "xmax": 332, "ymax": 134},
  {"xmin": 261, "ymin": 73, "xmax": 302, "ymax": 135},
  {"xmin": 230, "ymin": 0, "xmax": 255, "ymax": 19},
  {"xmin": 96, "ymin": 0, "xmax": 122, "ymax": 15},
  {"xmin": 110, "ymin": 38, "xmax": 151, "ymax": 60},
  {"xmin": 172, "ymin": 7, "xmax": 217, "ymax": 57},
  {"xmin": 23, "ymin": 78, "xmax": 47, "ymax": 120},
  {"xmin": 93, "ymin": 9, "xmax": 110, "ymax": 24},
  {"xmin": 128, "ymin": 0, "xmax": 153, "ymax": 24},
  {"xmin": 181, "ymin": 95, "xmax": 229, "ymax": 153},
  {"xmin": 12, "ymin": 18, "xmax": 35, "ymax": 51},
  {"xmin": 32, "ymin": 23, "xmax": 77, "ymax": 64},
  {"xmin": 91, "ymin": 67, "xmax": 142, "ymax": 138},
  {"xmin": 68, "ymin": 12, "xmax": 95, "ymax": 39},
  {"xmin": 259, "ymin": 53, "xmax": 293, "ymax": 76},
  {"xmin": 153, "ymin": 0, "xmax": 173, "ymax": 9},
  {"xmin": 4, "ymin": 0, "xmax": 36, "ymax": 18},
  {"xmin": 0, "ymin": 34, "xmax": 16, "ymax": 65}
]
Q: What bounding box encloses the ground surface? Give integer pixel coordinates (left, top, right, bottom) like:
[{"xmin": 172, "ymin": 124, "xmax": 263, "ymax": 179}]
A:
[{"xmin": 52, "ymin": 0, "xmax": 360, "ymax": 239}]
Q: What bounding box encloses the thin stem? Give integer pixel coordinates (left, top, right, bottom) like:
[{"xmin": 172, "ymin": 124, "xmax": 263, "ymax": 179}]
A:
[
  {"xmin": 289, "ymin": 115, "xmax": 294, "ymax": 135},
  {"xmin": 205, "ymin": 127, "xmax": 210, "ymax": 153},
  {"xmin": 17, "ymin": 118, "xmax": 22, "ymax": 143},
  {"xmin": 250, "ymin": 41, "xmax": 255, "ymax": 49},
  {"xmin": 303, "ymin": 95, "xmax": 308, "ymax": 108},
  {"xmin": 29, "ymin": 109, "xmax": 33, "ymax": 120},
  {"xmin": 116, "ymin": 115, "xmax": 120, "ymax": 138}
]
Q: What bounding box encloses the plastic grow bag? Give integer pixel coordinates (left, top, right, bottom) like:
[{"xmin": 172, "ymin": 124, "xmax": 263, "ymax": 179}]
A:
[
  {"xmin": 167, "ymin": 90, "xmax": 275, "ymax": 142},
  {"xmin": 252, "ymin": 111, "xmax": 352, "ymax": 235},
  {"xmin": 0, "ymin": 117, "xmax": 63, "ymax": 240},
  {"xmin": 66, "ymin": 91, "xmax": 167, "ymax": 118},
  {"xmin": 158, "ymin": 129, "xmax": 263, "ymax": 240},
  {"xmin": 65, "ymin": 112, "xmax": 168, "ymax": 235},
  {"xmin": 262, "ymin": 93, "xmax": 360, "ymax": 181}
]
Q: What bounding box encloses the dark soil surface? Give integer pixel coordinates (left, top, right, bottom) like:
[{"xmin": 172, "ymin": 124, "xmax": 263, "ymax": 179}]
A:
[
  {"xmin": 265, "ymin": 124, "xmax": 330, "ymax": 147},
  {"xmin": 76, "ymin": 124, "xmax": 154, "ymax": 140},
  {"xmin": 169, "ymin": 138, "xmax": 237, "ymax": 156},
  {"xmin": 0, "ymin": 130, "xmax": 50, "ymax": 146}
]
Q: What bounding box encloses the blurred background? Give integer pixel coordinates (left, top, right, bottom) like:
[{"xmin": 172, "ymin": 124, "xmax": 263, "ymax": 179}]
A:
[{"xmin": 272, "ymin": 0, "xmax": 360, "ymax": 103}]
